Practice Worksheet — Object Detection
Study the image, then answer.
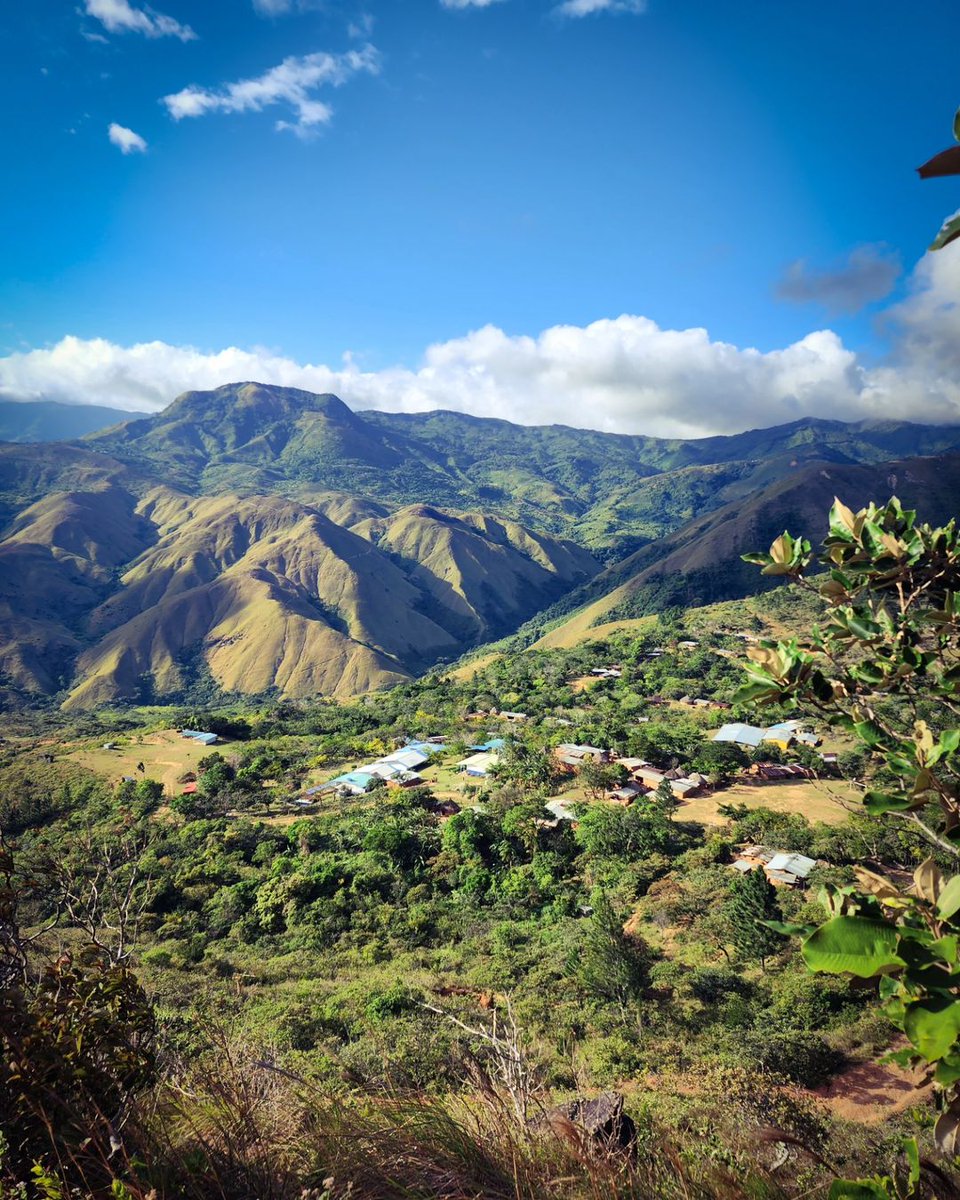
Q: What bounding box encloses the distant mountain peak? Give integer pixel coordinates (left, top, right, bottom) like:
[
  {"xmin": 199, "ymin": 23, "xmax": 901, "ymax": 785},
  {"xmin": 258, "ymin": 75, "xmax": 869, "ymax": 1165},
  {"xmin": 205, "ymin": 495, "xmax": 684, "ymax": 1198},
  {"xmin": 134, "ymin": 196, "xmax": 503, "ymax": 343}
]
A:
[{"xmin": 162, "ymin": 381, "xmax": 355, "ymax": 425}]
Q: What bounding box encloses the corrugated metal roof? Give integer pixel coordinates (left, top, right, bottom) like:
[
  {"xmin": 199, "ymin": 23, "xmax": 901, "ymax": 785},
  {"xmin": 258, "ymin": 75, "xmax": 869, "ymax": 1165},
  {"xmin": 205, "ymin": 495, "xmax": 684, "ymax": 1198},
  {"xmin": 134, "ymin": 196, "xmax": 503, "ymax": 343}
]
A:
[
  {"xmin": 382, "ymin": 748, "xmax": 429, "ymax": 770},
  {"xmin": 545, "ymin": 799, "xmax": 577, "ymax": 821},
  {"xmin": 458, "ymin": 751, "xmax": 499, "ymax": 775},
  {"xmin": 713, "ymin": 723, "xmax": 766, "ymax": 747},
  {"xmin": 766, "ymin": 852, "xmax": 817, "ymax": 878},
  {"xmin": 330, "ymin": 770, "xmax": 377, "ymax": 790},
  {"xmin": 366, "ymin": 762, "xmax": 406, "ymax": 779}
]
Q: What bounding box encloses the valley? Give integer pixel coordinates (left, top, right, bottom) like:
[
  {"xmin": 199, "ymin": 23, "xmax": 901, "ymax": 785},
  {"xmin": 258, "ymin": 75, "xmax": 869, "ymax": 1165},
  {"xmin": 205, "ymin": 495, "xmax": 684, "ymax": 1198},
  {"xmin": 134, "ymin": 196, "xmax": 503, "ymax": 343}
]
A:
[{"xmin": 3, "ymin": 380, "xmax": 960, "ymax": 711}]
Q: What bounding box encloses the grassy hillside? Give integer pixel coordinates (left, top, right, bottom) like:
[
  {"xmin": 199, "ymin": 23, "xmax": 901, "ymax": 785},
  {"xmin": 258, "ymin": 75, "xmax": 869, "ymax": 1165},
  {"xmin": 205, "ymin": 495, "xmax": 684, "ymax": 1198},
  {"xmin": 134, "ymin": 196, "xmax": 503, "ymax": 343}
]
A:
[
  {"xmin": 3, "ymin": 383, "xmax": 959, "ymax": 710},
  {"xmin": 0, "ymin": 398, "xmax": 137, "ymax": 442},
  {"xmin": 2, "ymin": 590, "xmax": 948, "ymax": 1198},
  {"xmin": 0, "ymin": 481, "xmax": 597, "ymax": 709},
  {"xmin": 515, "ymin": 452, "xmax": 960, "ymax": 641},
  {"xmin": 80, "ymin": 384, "xmax": 960, "ymax": 552}
]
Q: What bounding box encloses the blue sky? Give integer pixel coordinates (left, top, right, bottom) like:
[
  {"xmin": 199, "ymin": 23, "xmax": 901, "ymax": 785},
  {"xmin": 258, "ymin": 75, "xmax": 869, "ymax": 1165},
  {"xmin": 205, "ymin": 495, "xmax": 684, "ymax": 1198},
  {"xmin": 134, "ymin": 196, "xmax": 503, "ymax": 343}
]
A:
[{"xmin": 2, "ymin": 0, "xmax": 960, "ymax": 435}]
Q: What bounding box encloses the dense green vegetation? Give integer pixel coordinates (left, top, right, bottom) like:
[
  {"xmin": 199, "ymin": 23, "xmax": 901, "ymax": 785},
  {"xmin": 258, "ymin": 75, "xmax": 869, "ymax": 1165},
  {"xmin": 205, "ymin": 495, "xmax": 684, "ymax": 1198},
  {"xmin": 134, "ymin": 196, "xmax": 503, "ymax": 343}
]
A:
[{"xmin": 3, "ymin": 572, "xmax": 956, "ymax": 1197}]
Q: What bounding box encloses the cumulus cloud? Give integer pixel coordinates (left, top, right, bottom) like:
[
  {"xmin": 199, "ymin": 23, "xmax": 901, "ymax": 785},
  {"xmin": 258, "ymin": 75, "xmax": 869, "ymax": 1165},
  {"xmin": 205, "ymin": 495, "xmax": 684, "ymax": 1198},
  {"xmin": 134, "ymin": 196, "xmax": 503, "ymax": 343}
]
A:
[
  {"xmin": 107, "ymin": 122, "xmax": 147, "ymax": 153},
  {"xmin": 441, "ymin": 0, "xmax": 506, "ymax": 9},
  {"xmin": 5, "ymin": 252, "xmax": 960, "ymax": 437},
  {"xmin": 776, "ymin": 243, "xmax": 902, "ymax": 314},
  {"xmin": 554, "ymin": 0, "xmax": 647, "ymax": 16},
  {"xmin": 83, "ymin": 0, "xmax": 195, "ymax": 40},
  {"xmin": 163, "ymin": 44, "xmax": 380, "ymax": 135}
]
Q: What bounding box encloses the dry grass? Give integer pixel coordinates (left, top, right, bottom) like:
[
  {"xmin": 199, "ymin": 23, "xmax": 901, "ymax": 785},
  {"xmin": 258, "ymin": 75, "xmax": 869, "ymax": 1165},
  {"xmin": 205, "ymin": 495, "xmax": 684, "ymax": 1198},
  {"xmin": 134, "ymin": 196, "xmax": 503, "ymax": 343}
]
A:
[
  {"xmin": 65, "ymin": 728, "xmax": 227, "ymax": 794},
  {"xmin": 444, "ymin": 653, "xmax": 503, "ymax": 681},
  {"xmin": 676, "ymin": 778, "xmax": 859, "ymax": 827}
]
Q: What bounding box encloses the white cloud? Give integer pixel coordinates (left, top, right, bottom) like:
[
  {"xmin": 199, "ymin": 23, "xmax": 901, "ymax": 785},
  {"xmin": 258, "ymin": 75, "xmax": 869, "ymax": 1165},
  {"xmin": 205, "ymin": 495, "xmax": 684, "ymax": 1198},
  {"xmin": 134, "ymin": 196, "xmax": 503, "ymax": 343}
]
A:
[
  {"xmin": 348, "ymin": 12, "xmax": 375, "ymax": 36},
  {"xmin": 163, "ymin": 45, "xmax": 380, "ymax": 136},
  {"xmin": 5, "ymin": 253, "xmax": 960, "ymax": 436},
  {"xmin": 554, "ymin": 0, "xmax": 646, "ymax": 15},
  {"xmin": 441, "ymin": 0, "xmax": 506, "ymax": 8},
  {"xmin": 107, "ymin": 122, "xmax": 147, "ymax": 153},
  {"xmin": 83, "ymin": 0, "xmax": 196, "ymax": 40},
  {"xmin": 776, "ymin": 244, "xmax": 901, "ymax": 314},
  {"xmin": 251, "ymin": 0, "xmax": 329, "ymax": 13}
]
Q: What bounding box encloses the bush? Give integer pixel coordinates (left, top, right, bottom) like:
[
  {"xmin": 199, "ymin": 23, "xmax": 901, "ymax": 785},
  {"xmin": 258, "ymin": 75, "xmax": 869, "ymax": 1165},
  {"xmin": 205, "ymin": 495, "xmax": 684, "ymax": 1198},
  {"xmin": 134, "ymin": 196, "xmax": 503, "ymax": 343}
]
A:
[{"xmin": 738, "ymin": 1030, "xmax": 844, "ymax": 1088}]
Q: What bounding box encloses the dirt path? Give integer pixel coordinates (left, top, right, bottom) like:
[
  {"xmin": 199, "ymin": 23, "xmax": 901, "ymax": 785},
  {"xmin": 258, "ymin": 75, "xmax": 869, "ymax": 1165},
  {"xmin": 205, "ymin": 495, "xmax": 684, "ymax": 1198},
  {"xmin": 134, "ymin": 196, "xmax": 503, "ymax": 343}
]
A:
[{"xmin": 807, "ymin": 1056, "xmax": 932, "ymax": 1124}]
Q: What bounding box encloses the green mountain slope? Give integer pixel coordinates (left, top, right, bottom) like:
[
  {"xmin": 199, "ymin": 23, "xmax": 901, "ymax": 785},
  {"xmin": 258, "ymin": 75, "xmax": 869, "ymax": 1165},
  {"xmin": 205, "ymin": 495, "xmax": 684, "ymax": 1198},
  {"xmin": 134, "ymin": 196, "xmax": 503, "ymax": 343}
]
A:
[
  {"xmin": 81, "ymin": 385, "xmax": 960, "ymax": 552},
  {"xmin": 4, "ymin": 382, "xmax": 959, "ymax": 709},
  {"xmin": 532, "ymin": 452, "xmax": 960, "ymax": 641},
  {"xmin": 0, "ymin": 399, "xmax": 136, "ymax": 443}
]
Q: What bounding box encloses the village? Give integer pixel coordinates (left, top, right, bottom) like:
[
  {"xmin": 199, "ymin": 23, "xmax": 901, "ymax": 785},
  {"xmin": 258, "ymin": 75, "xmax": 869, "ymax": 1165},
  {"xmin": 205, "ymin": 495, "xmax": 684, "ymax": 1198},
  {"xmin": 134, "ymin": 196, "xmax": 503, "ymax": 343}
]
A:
[{"xmin": 59, "ymin": 631, "xmax": 859, "ymax": 902}]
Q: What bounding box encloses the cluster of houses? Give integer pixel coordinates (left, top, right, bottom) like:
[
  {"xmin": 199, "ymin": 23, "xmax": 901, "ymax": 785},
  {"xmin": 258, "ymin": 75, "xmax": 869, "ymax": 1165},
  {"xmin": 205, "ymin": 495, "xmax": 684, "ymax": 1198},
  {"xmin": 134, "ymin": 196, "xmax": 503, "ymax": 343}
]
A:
[
  {"xmin": 310, "ymin": 740, "xmax": 445, "ymax": 799},
  {"xmin": 464, "ymin": 709, "xmax": 527, "ymax": 723},
  {"xmin": 456, "ymin": 738, "xmax": 506, "ymax": 778},
  {"xmin": 730, "ymin": 844, "xmax": 820, "ymax": 888},
  {"xmin": 552, "ymin": 744, "xmax": 709, "ymax": 804},
  {"xmin": 713, "ymin": 720, "xmax": 821, "ymax": 751},
  {"xmin": 588, "ymin": 665, "xmax": 623, "ymax": 679}
]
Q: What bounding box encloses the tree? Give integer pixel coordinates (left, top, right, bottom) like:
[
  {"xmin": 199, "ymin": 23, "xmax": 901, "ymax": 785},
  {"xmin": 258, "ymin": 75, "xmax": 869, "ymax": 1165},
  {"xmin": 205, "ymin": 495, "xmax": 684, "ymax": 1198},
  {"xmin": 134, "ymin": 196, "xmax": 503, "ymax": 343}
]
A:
[
  {"xmin": 917, "ymin": 106, "xmax": 960, "ymax": 249},
  {"xmin": 579, "ymin": 760, "xmax": 628, "ymax": 798},
  {"xmin": 740, "ymin": 496, "xmax": 960, "ymax": 1151},
  {"xmin": 653, "ymin": 778, "xmax": 678, "ymax": 814},
  {"xmin": 726, "ymin": 866, "xmax": 784, "ymax": 969},
  {"xmin": 0, "ymin": 838, "xmax": 156, "ymax": 1185},
  {"xmin": 575, "ymin": 892, "xmax": 650, "ymax": 1019}
]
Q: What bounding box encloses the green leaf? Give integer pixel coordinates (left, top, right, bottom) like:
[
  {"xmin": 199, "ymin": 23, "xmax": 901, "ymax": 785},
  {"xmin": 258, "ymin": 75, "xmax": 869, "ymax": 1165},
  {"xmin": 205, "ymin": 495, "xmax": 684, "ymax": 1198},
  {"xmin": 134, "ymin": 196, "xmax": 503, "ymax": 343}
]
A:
[
  {"xmin": 802, "ymin": 916, "xmax": 905, "ymax": 978},
  {"xmin": 935, "ymin": 1054, "xmax": 960, "ymax": 1087},
  {"xmin": 903, "ymin": 1136, "xmax": 920, "ymax": 1189},
  {"xmin": 903, "ymin": 996, "xmax": 960, "ymax": 1061},
  {"xmin": 854, "ymin": 720, "xmax": 887, "ymax": 748},
  {"xmin": 931, "ymin": 729, "xmax": 960, "ymax": 764},
  {"xmin": 827, "ymin": 1182, "xmax": 892, "ymax": 1199},
  {"xmin": 863, "ymin": 791, "xmax": 917, "ymax": 815},
  {"xmin": 954, "ymin": 106, "xmax": 960, "ymax": 144},
  {"xmin": 938, "ymin": 875, "xmax": 960, "ymax": 921},
  {"xmin": 930, "ymin": 211, "xmax": 960, "ymax": 252}
]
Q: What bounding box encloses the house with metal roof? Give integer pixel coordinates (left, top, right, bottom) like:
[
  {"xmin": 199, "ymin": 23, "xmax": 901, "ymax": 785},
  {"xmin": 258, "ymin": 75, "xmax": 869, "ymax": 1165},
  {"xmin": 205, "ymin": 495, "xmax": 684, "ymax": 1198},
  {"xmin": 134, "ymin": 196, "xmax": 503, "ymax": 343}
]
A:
[
  {"xmin": 729, "ymin": 845, "xmax": 819, "ymax": 887},
  {"xmin": 712, "ymin": 723, "xmax": 766, "ymax": 747},
  {"xmin": 326, "ymin": 770, "xmax": 378, "ymax": 795},
  {"xmin": 381, "ymin": 747, "xmax": 430, "ymax": 771},
  {"xmin": 457, "ymin": 750, "xmax": 500, "ymax": 777},
  {"xmin": 180, "ymin": 729, "xmax": 219, "ymax": 745},
  {"xmin": 403, "ymin": 740, "xmax": 446, "ymax": 756}
]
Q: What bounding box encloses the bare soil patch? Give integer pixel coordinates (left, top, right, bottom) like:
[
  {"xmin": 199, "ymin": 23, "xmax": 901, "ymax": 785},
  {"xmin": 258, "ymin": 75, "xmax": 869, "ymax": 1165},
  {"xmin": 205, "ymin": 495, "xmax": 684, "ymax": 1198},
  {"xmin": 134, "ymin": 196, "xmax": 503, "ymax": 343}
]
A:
[{"xmin": 676, "ymin": 778, "xmax": 858, "ymax": 827}]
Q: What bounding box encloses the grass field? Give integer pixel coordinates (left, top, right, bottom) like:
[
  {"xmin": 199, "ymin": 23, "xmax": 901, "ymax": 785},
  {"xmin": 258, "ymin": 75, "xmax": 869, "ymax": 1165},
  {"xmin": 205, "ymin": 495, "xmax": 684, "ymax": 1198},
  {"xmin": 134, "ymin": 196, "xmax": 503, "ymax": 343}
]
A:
[
  {"xmin": 677, "ymin": 777, "xmax": 858, "ymax": 827},
  {"xmin": 65, "ymin": 728, "xmax": 230, "ymax": 794},
  {"xmin": 444, "ymin": 653, "xmax": 502, "ymax": 681}
]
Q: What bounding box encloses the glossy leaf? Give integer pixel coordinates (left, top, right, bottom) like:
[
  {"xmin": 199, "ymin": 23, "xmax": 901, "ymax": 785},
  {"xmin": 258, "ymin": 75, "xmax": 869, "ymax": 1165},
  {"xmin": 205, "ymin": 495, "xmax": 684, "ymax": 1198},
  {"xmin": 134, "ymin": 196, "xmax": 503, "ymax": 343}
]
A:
[
  {"xmin": 937, "ymin": 875, "xmax": 960, "ymax": 921},
  {"xmin": 802, "ymin": 916, "xmax": 905, "ymax": 978},
  {"xmin": 904, "ymin": 997, "xmax": 960, "ymax": 1061}
]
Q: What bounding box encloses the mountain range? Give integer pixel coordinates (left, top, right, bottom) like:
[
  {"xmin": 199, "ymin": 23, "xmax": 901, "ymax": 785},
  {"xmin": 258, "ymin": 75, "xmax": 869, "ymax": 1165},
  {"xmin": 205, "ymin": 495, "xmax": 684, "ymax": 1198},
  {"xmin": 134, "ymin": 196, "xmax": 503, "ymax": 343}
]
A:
[{"xmin": 1, "ymin": 381, "xmax": 959, "ymax": 708}]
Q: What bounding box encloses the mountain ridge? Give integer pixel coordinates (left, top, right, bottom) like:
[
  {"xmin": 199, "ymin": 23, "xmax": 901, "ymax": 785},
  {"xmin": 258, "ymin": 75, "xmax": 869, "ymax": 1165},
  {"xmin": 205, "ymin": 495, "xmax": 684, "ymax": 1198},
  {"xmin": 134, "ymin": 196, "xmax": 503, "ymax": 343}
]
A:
[{"xmin": 3, "ymin": 382, "xmax": 958, "ymax": 709}]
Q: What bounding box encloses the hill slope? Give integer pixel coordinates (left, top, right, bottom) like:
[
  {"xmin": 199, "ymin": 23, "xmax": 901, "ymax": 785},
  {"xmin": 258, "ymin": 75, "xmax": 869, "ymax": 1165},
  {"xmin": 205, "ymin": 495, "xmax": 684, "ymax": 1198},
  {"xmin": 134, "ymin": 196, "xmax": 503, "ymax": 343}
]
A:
[
  {"xmin": 532, "ymin": 452, "xmax": 960, "ymax": 643},
  {"xmin": 0, "ymin": 399, "xmax": 137, "ymax": 443},
  {"xmin": 4, "ymin": 382, "xmax": 959, "ymax": 708},
  {"xmin": 0, "ymin": 474, "xmax": 597, "ymax": 708},
  {"xmin": 80, "ymin": 384, "xmax": 960, "ymax": 552}
]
